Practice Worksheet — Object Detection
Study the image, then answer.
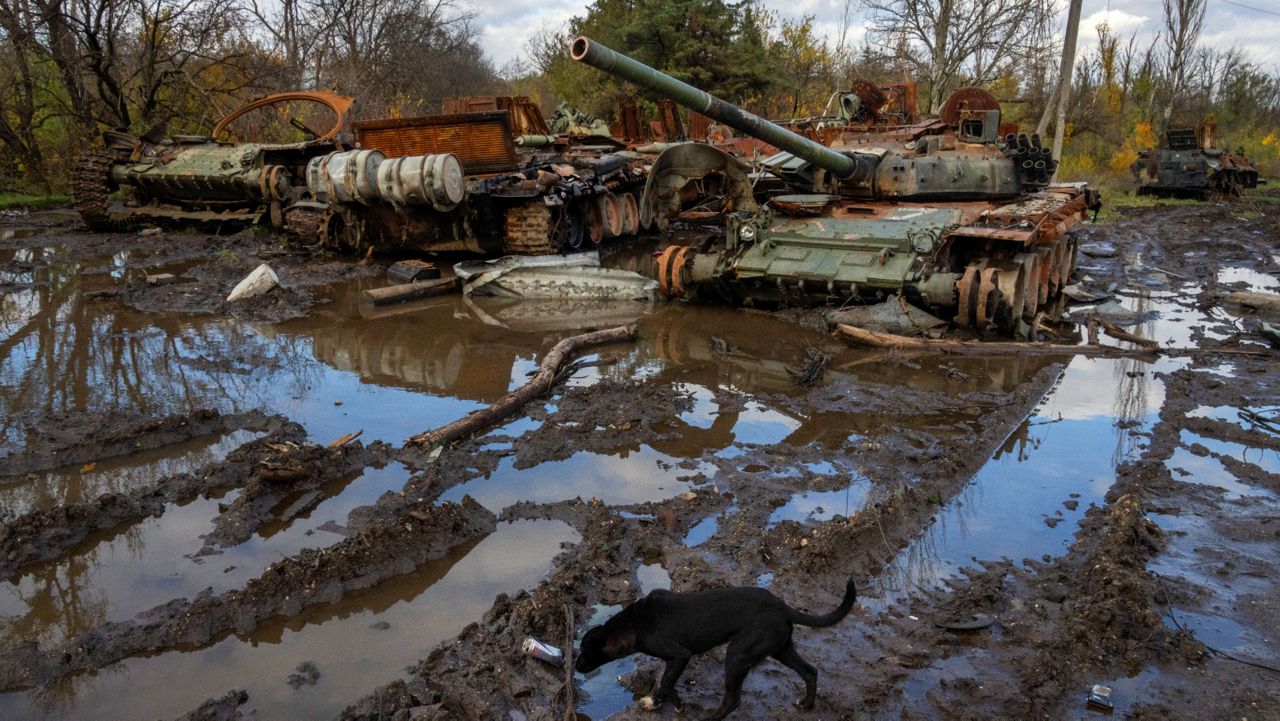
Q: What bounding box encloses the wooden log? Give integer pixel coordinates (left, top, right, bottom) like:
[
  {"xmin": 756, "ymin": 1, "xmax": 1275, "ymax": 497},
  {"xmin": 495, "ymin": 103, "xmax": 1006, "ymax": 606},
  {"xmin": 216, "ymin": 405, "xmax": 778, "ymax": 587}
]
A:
[
  {"xmin": 1225, "ymin": 290, "xmax": 1280, "ymax": 315},
  {"xmin": 408, "ymin": 323, "xmax": 639, "ymax": 448},
  {"xmin": 360, "ymin": 277, "xmax": 460, "ymax": 307},
  {"xmin": 1098, "ymin": 318, "xmax": 1159, "ymax": 349},
  {"xmin": 834, "ymin": 324, "xmax": 1268, "ymax": 358}
]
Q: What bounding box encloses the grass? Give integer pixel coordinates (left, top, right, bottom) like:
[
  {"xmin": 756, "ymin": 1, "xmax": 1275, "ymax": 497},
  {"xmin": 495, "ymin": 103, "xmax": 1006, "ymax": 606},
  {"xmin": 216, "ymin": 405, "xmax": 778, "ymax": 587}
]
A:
[
  {"xmin": 1091, "ymin": 184, "xmax": 1209, "ymax": 223},
  {"xmin": 0, "ymin": 192, "xmax": 70, "ymax": 211}
]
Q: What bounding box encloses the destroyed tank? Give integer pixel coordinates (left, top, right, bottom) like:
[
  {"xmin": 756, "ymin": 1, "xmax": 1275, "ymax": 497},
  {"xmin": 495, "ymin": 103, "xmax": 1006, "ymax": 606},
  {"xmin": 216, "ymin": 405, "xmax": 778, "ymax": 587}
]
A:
[
  {"xmin": 72, "ymin": 92, "xmax": 354, "ymax": 235},
  {"xmin": 295, "ymin": 102, "xmax": 648, "ymax": 256},
  {"xmin": 1132, "ymin": 123, "xmax": 1260, "ymax": 198},
  {"xmin": 572, "ymin": 37, "xmax": 1102, "ymax": 336}
]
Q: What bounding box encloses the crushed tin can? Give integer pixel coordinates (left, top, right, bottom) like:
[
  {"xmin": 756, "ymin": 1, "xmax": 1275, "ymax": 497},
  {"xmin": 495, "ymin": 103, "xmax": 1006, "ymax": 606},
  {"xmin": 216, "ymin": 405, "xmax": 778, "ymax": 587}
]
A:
[
  {"xmin": 1086, "ymin": 684, "xmax": 1114, "ymax": 711},
  {"xmin": 522, "ymin": 637, "xmax": 564, "ymax": 665}
]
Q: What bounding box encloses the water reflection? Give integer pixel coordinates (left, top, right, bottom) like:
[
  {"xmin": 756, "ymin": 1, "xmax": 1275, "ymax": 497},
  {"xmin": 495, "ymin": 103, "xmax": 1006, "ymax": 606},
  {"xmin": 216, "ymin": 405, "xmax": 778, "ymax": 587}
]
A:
[
  {"xmin": 0, "ymin": 462, "xmax": 414, "ymax": 651},
  {"xmin": 0, "ymin": 520, "xmax": 577, "ymax": 721}
]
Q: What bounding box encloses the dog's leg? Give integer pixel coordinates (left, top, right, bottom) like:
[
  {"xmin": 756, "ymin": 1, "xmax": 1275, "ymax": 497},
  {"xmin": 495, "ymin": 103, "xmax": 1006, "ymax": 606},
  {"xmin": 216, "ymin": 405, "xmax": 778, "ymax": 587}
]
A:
[
  {"xmin": 701, "ymin": 644, "xmax": 758, "ymax": 721},
  {"xmin": 771, "ymin": 641, "xmax": 818, "ymax": 710},
  {"xmin": 641, "ymin": 656, "xmax": 689, "ymax": 712}
]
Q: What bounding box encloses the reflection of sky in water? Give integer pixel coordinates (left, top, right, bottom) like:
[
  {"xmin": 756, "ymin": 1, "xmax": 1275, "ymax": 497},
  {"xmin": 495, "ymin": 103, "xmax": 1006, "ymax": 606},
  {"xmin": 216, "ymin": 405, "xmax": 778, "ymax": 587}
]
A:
[
  {"xmin": 1166, "ymin": 446, "xmax": 1276, "ymax": 500},
  {"xmin": 879, "ymin": 356, "xmax": 1163, "ymax": 598},
  {"xmin": 578, "ymin": 602, "xmax": 634, "ymax": 721},
  {"xmin": 732, "ymin": 401, "xmax": 801, "ymax": 445},
  {"xmin": 676, "ymin": 383, "xmax": 719, "ymax": 429},
  {"xmin": 684, "ymin": 505, "xmax": 737, "ymax": 546},
  {"xmin": 768, "ymin": 481, "xmax": 871, "ymax": 527},
  {"xmin": 1216, "ymin": 266, "xmax": 1280, "ymax": 291},
  {"xmin": 1178, "ymin": 429, "xmax": 1280, "ymax": 476},
  {"xmin": 441, "ymin": 446, "xmax": 712, "ymax": 511},
  {"xmin": 637, "ymin": 561, "xmax": 671, "ymax": 594},
  {"xmin": 0, "ymin": 519, "xmax": 577, "ymax": 721},
  {"xmin": 0, "ymin": 429, "xmax": 262, "ymax": 514},
  {"xmin": 0, "ymin": 463, "xmax": 413, "ymax": 649}
]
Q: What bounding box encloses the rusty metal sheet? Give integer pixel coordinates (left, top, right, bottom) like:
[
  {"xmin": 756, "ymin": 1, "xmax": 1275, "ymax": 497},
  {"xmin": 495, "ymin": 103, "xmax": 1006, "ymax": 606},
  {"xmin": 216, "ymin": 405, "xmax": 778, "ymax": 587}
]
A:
[{"xmin": 355, "ymin": 112, "xmax": 517, "ymax": 174}]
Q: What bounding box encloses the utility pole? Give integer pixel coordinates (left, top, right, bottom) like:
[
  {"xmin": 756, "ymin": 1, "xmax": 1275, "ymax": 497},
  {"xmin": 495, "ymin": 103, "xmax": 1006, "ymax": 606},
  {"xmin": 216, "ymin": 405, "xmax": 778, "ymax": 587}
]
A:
[{"xmin": 1050, "ymin": 0, "xmax": 1083, "ymax": 180}]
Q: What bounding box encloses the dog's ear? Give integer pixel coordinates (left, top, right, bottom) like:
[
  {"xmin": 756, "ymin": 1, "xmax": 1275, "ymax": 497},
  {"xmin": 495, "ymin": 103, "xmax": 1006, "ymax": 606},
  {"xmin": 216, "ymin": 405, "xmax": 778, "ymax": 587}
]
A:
[{"xmin": 601, "ymin": 628, "xmax": 636, "ymax": 658}]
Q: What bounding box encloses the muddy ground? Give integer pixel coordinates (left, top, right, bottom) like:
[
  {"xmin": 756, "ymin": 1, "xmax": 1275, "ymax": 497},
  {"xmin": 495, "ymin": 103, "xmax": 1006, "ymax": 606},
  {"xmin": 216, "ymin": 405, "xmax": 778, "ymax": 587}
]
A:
[{"xmin": 0, "ymin": 196, "xmax": 1277, "ymax": 721}]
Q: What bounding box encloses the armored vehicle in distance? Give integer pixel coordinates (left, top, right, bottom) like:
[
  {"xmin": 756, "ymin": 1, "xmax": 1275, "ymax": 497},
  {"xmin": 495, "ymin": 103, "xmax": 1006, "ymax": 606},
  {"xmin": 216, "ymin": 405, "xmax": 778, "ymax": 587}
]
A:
[{"xmin": 1132, "ymin": 123, "xmax": 1260, "ymax": 198}]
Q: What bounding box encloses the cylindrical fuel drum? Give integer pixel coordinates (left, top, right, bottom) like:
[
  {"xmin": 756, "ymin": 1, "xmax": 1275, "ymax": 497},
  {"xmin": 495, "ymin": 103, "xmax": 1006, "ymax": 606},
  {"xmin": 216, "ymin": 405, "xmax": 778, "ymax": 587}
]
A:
[{"xmin": 376, "ymin": 153, "xmax": 465, "ymax": 211}]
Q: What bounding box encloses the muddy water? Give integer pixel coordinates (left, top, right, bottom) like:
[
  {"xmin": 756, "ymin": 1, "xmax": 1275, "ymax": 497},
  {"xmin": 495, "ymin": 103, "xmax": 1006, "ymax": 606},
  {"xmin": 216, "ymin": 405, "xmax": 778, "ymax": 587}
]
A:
[
  {"xmin": 3, "ymin": 232, "xmax": 1242, "ymax": 719},
  {"xmin": 0, "ymin": 519, "xmax": 577, "ymax": 720},
  {"xmin": 0, "ymin": 462, "xmax": 413, "ymax": 650}
]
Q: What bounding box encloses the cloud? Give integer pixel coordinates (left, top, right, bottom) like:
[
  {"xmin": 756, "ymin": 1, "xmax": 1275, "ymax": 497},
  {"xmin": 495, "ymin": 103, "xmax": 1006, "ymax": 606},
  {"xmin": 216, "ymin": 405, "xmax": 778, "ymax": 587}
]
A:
[{"xmin": 474, "ymin": 0, "xmax": 1280, "ymax": 71}]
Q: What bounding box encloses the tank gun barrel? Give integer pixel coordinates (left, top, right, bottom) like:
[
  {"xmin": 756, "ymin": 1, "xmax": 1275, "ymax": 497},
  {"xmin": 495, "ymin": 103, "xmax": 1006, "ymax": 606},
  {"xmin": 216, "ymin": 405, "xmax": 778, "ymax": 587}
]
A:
[{"xmin": 571, "ymin": 36, "xmax": 861, "ymax": 179}]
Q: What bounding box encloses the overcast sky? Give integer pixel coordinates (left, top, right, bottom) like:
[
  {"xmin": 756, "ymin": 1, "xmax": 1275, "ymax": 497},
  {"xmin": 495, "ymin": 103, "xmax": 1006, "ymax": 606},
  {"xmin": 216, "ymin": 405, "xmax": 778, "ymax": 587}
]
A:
[{"xmin": 478, "ymin": 0, "xmax": 1280, "ymax": 74}]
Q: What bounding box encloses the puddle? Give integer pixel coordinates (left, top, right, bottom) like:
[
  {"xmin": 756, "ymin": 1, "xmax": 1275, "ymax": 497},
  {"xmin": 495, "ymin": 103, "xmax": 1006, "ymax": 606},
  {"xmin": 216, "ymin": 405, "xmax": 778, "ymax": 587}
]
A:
[
  {"xmin": 1216, "ymin": 266, "xmax": 1280, "ymax": 291},
  {"xmin": 879, "ymin": 354, "xmax": 1168, "ymax": 597},
  {"xmin": 1166, "ymin": 444, "xmax": 1277, "ymax": 500},
  {"xmin": 439, "ymin": 447, "xmax": 714, "ymax": 512},
  {"xmin": 768, "ymin": 481, "xmax": 871, "ymax": 527},
  {"xmin": 1179, "ymin": 430, "xmax": 1280, "ymax": 476},
  {"xmin": 684, "ymin": 504, "xmax": 738, "ymax": 546},
  {"xmin": 0, "ymin": 462, "xmax": 413, "ymax": 649},
  {"xmin": 0, "ymin": 429, "xmax": 262, "ymax": 514},
  {"xmin": 577, "ymin": 602, "xmax": 635, "ymax": 721},
  {"xmin": 637, "ymin": 561, "xmax": 671, "ymax": 594},
  {"xmin": 0, "ymin": 519, "xmax": 576, "ymax": 720},
  {"xmin": 0, "ymin": 227, "xmax": 51, "ymax": 241}
]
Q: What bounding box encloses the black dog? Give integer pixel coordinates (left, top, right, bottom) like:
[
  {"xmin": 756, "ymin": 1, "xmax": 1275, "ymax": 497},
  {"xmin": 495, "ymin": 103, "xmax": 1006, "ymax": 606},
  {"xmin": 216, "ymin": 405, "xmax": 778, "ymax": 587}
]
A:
[{"xmin": 575, "ymin": 578, "xmax": 856, "ymax": 720}]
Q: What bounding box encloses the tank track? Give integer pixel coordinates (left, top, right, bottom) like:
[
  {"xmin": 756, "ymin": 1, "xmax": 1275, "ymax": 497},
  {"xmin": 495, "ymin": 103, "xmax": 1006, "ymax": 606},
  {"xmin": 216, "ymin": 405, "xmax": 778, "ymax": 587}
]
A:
[
  {"xmin": 502, "ymin": 202, "xmax": 560, "ymax": 255},
  {"xmin": 71, "ymin": 151, "xmax": 134, "ymax": 231}
]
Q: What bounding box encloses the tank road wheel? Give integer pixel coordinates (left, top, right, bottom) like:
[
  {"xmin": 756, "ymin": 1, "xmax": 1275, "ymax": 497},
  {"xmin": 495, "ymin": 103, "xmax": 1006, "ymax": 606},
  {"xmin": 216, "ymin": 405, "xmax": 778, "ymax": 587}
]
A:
[
  {"xmin": 502, "ymin": 203, "xmax": 561, "ymax": 255},
  {"xmin": 620, "ymin": 193, "xmax": 640, "ymax": 235},
  {"xmin": 1014, "ymin": 251, "xmax": 1042, "ymax": 320},
  {"xmin": 992, "ymin": 259, "xmax": 1029, "ymax": 335},
  {"xmin": 597, "ymin": 193, "xmax": 624, "ymax": 239},
  {"xmin": 72, "ymin": 151, "xmax": 133, "ymax": 231},
  {"xmin": 554, "ymin": 203, "xmax": 588, "ymax": 251},
  {"xmin": 585, "ymin": 200, "xmax": 605, "ymax": 245},
  {"xmin": 318, "ymin": 211, "xmax": 365, "ymax": 253},
  {"xmin": 1033, "ymin": 246, "xmax": 1053, "ymax": 305},
  {"xmin": 954, "ymin": 262, "xmax": 1002, "ymax": 329}
]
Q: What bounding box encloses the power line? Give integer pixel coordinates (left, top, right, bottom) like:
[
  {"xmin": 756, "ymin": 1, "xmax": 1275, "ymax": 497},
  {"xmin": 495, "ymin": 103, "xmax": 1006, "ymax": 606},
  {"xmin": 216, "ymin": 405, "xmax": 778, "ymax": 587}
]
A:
[{"xmin": 1220, "ymin": 0, "xmax": 1280, "ymax": 17}]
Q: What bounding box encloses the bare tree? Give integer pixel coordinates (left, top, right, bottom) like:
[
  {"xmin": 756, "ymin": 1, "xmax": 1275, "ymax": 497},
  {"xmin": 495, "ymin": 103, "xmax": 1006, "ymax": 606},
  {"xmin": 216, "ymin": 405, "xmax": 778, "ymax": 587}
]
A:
[
  {"xmin": 1160, "ymin": 0, "xmax": 1205, "ymax": 124},
  {"xmin": 863, "ymin": 0, "xmax": 1055, "ymax": 112}
]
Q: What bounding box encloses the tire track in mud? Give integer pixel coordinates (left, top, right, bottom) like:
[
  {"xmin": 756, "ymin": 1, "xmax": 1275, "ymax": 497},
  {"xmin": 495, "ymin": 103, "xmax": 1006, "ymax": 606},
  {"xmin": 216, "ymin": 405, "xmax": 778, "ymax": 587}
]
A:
[
  {"xmin": 0, "ymin": 409, "xmax": 278, "ymax": 477},
  {"xmin": 326, "ymin": 364, "xmax": 1071, "ymax": 720},
  {"xmin": 0, "ymin": 418, "xmax": 308, "ymax": 580},
  {"xmin": 0, "ymin": 496, "xmax": 495, "ymax": 692}
]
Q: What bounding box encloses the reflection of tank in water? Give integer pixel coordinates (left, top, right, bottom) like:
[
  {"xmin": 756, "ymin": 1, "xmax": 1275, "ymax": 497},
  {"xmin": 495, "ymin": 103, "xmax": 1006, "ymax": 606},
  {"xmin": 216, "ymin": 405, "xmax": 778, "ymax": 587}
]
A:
[
  {"xmin": 72, "ymin": 92, "xmax": 354, "ymax": 233},
  {"xmin": 640, "ymin": 306, "xmax": 1064, "ymax": 451},
  {"xmin": 572, "ymin": 37, "xmax": 1102, "ymax": 337},
  {"xmin": 1132, "ymin": 121, "xmax": 1261, "ymax": 198}
]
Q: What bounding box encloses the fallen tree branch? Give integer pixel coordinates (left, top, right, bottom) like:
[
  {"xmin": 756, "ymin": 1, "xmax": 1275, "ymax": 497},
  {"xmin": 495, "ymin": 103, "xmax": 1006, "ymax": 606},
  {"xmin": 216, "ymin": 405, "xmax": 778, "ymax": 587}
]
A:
[
  {"xmin": 360, "ymin": 277, "xmax": 459, "ymax": 307},
  {"xmin": 1097, "ymin": 318, "xmax": 1160, "ymax": 349},
  {"xmin": 834, "ymin": 324, "xmax": 1268, "ymax": 358},
  {"xmin": 408, "ymin": 324, "xmax": 639, "ymax": 447}
]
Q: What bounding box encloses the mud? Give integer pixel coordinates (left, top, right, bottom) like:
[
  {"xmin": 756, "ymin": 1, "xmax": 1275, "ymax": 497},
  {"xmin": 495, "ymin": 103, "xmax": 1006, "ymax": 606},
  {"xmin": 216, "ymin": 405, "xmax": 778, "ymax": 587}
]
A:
[
  {"xmin": 0, "ymin": 409, "xmax": 280, "ymax": 477},
  {"xmin": 0, "ymin": 416, "xmax": 305, "ymax": 578},
  {"xmin": 0, "ymin": 195, "xmax": 1277, "ymax": 720},
  {"xmin": 0, "ymin": 496, "xmax": 494, "ymax": 691}
]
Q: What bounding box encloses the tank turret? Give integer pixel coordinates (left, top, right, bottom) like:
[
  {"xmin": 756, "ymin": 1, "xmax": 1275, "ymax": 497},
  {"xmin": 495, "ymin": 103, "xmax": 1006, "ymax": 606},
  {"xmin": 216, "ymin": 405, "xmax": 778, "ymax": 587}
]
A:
[{"xmin": 572, "ymin": 36, "xmax": 1056, "ymax": 203}]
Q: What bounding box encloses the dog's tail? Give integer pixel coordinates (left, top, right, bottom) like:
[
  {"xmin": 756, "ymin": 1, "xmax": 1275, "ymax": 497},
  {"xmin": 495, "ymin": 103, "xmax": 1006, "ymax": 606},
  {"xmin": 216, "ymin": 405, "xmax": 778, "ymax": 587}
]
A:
[{"xmin": 787, "ymin": 578, "xmax": 857, "ymax": 628}]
